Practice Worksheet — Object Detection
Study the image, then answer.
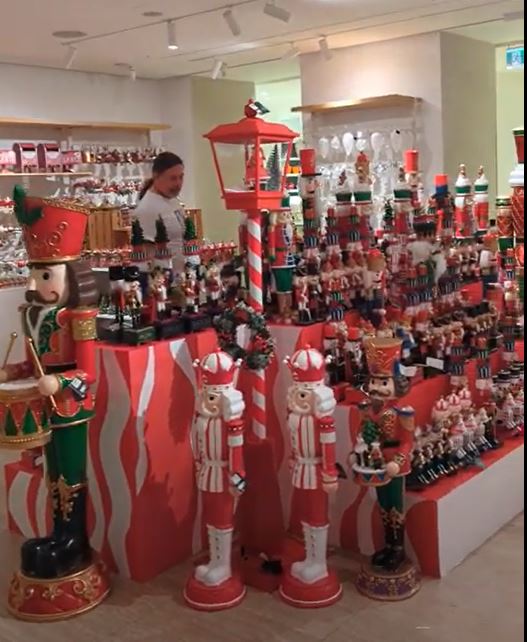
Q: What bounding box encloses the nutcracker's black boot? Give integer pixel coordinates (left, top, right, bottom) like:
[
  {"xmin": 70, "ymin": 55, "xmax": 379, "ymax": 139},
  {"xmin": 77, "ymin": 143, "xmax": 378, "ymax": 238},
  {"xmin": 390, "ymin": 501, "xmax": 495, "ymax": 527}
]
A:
[
  {"xmin": 384, "ymin": 515, "xmax": 406, "ymax": 573},
  {"xmin": 371, "ymin": 509, "xmax": 393, "ymax": 568},
  {"xmin": 20, "ymin": 482, "xmax": 62, "ymax": 578},
  {"xmin": 21, "ymin": 483, "xmax": 91, "ymax": 579}
]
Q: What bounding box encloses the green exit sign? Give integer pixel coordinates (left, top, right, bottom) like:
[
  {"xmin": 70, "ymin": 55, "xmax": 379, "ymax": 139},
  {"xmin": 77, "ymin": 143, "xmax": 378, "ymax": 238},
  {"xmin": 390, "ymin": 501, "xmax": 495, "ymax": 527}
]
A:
[{"xmin": 506, "ymin": 45, "xmax": 524, "ymax": 69}]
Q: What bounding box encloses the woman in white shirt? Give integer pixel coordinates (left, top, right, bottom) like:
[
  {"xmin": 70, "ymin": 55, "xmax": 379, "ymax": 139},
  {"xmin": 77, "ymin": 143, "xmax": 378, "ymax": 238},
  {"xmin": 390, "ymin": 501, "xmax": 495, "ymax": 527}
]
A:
[{"xmin": 134, "ymin": 152, "xmax": 186, "ymax": 274}]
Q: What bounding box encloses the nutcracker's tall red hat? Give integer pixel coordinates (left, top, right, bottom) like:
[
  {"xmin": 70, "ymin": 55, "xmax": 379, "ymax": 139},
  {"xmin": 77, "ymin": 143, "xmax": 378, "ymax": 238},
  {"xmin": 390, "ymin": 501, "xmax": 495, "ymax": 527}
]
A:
[
  {"xmin": 285, "ymin": 345, "xmax": 328, "ymax": 384},
  {"xmin": 364, "ymin": 337, "xmax": 402, "ymax": 378},
  {"xmin": 193, "ymin": 348, "xmax": 240, "ymax": 388},
  {"xmin": 13, "ymin": 185, "xmax": 89, "ymax": 263}
]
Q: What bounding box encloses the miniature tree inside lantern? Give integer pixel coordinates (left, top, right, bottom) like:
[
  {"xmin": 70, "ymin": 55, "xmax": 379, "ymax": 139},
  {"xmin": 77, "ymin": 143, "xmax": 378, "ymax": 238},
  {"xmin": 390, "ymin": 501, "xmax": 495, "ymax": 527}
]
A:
[{"xmin": 204, "ymin": 99, "xmax": 298, "ymax": 212}]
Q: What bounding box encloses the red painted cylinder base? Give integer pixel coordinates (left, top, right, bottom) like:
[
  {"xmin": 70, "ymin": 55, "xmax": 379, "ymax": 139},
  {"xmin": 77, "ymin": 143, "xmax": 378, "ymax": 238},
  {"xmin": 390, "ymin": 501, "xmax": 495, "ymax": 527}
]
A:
[
  {"xmin": 7, "ymin": 559, "xmax": 111, "ymax": 622},
  {"xmin": 184, "ymin": 574, "xmax": 246, "ymax": 612},
  {"xmin": 279, "ymin": 567, "xmax": 342, "ymax": 609}
]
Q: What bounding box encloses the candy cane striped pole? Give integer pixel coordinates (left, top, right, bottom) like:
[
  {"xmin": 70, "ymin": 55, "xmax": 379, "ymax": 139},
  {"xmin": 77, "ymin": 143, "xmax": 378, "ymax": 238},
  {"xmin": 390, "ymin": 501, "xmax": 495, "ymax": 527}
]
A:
[{"xmin": 246, "ymin": 210, "xmax": 267, "ymax": 440}]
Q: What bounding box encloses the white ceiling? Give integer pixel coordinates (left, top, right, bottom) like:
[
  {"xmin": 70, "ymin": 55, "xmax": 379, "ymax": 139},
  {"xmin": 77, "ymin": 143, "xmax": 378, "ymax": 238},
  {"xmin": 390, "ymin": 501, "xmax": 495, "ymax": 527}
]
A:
[
  {"xmin": 0, "ymin": 0, "xmax": 523, "ymax": 83},
  {"xmin": 450, "ymin": 18, "xmax": 524, "ymax": 44}
]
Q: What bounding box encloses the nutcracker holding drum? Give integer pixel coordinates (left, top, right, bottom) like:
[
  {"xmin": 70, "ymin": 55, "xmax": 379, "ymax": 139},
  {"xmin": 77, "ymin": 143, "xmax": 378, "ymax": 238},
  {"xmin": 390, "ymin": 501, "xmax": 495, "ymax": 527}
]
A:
[
  {"xmin": 0, "ymin": 186, "xmax": 110, "ymax": 621},
  {"xmin": 349, "ymin": 337, "xmax": 420, "ymax": 600}
]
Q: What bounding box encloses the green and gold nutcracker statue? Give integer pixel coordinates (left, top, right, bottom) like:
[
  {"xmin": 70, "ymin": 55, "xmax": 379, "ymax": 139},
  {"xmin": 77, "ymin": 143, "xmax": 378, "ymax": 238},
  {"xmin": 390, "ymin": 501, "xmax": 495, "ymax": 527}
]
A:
[
  {"xmin": 0, "ymin": 186, "xmax": 110, "ymax": 621},
  {"xmin": 349, "ymin": 337, "xmax": 420, "ymax": 600}
]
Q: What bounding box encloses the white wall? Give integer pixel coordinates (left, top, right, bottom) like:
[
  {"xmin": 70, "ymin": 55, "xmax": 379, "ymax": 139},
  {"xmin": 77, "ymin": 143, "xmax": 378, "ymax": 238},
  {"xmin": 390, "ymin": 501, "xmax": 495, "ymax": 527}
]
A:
[
  {"xmin": 496, "ymin": 44, "xmax": 525, "ymax": 196},
  {"xmin": 299, "ymin": 33, "xmax": 444, "ymax": 189},
  {"xmin": 440, "ymin": 33, "xmax": 497, "ymax": 204},
  {"xmin": 256, "ymin": 78, "xmax": 302, "ymax": 136},
  {"xmin": 0, "ymin": 63, "xmax": 162, "ymax": 125},
  {"xmin": 191, "ymin": 76, "xmax": 255, "ymax": 243},
  {"xmin": 158, "ymin": 76, "xmax": 196, "ymax": 207}
]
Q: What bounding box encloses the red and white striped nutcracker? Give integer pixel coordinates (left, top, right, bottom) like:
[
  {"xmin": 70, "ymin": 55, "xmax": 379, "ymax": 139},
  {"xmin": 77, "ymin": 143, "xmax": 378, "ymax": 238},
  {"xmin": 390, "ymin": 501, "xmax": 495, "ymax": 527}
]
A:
[
  {"xmin": 474, "ymin": 166, "xmax": 490, "ymax": 232},
  {"xmin": 280, "ymin": 346, "xmax": 342, "ymax": 608},
  {"xmin": 454, "ymin": 164, "xmax": 474, "ymax": 238},
  {"xmin": 184, "ymin": 349, "xmax": 247, "ymax": 611}
]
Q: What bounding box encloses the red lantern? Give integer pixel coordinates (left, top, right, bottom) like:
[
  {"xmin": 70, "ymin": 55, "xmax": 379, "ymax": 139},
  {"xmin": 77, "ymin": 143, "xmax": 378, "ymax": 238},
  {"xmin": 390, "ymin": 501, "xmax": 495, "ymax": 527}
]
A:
[{"xmin": 204, "ymin": 100, "xmax": 298, "ymax": 212}]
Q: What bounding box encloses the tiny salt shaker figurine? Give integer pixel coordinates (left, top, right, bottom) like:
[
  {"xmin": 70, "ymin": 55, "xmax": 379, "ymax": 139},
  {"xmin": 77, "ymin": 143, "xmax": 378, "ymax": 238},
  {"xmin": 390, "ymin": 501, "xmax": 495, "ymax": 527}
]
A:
[
  {"xmin": 184, "ymin": 350, "xmax": 246, "ymax": 611},
  {"xmin": 280, "ymin": 346, "xmax": 342, "ymax": 608}
]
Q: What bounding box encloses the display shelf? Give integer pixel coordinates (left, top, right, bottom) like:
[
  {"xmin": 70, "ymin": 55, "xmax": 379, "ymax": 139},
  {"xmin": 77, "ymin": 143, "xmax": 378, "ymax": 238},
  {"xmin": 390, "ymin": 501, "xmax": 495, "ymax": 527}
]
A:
[
  {"xmin": 291, "ymin": 94, "xmax": 422, "ymax": 115},
  {"xmin": 0, "ymin": 117, "xmax": 170, "ymax": 132},
  {"xmin": 0, "ymin": 172, "xmax": 92, "ymax": 178}
]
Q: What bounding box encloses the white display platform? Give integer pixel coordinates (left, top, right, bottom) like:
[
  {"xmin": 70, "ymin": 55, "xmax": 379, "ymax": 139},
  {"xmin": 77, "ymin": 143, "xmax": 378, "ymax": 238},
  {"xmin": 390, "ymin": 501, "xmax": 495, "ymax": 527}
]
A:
[{"xmin": 436, "ymin": 442, "xmax": 524, "ymax": 576}]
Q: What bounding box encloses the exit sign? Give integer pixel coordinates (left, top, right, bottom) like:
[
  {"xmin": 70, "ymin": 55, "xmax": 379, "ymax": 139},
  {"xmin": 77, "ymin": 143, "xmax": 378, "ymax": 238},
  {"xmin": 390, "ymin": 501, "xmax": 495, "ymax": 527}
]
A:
[{"xmin": 506, "ymin": 45, "xmax": 524, "ymax": 69}]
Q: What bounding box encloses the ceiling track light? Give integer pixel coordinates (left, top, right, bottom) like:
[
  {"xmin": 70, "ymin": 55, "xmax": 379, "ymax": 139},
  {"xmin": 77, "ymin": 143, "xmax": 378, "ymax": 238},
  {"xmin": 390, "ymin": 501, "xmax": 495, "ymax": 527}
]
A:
[
  {"xmin": 167, "ymin": 20, "xmax": 178, "ymax": 50},
  {"xmin": 223, "ymin": 7, "xmax": 241, "ymax": 37},
  {"xmin": 319, "ymin": 36, "xmax": 332, "ymax": 61},
  {"xmin": 263, "ymin": 1, "xmax": 291, "ymax": 23},
  {"xmin": 211, "ymin": 60, "xmax": 226, "ymax": 80},
  {"xmin": 65, "ymin": 46, "xmax": 77, "ymax": 70},
  {"xmin": 282, "ymin": 43, "xmax": 299, "ymax": 61}
]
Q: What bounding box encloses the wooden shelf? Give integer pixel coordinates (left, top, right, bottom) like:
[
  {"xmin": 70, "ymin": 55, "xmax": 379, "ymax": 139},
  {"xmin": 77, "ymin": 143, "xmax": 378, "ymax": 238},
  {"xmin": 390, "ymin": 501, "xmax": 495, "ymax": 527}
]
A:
[
  {"xmin": 0, "ymin": 172, "xmax": 92, "ymax": 178},
  {"xmin": 0, "ymin": 117, "xmax": 170, "ymax": 132},
  {"xmin": 291, "ymin": 94, "xmax": 422, "ymax": 115}
]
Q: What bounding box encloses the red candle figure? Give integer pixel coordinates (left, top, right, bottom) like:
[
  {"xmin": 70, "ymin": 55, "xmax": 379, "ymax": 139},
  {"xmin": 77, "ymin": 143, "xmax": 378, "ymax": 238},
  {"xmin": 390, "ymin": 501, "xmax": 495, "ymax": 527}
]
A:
[
  {"xmin": 474, "ymin": 166, "xmax": 490, "ymax": 232},
  {"xmin": 280, "ymin": 346, "xmax": 342, "ymax": 608},
  {"xmin": 454, "ymin": 164, "xmax": 474, "ymax": 238},
  {"xmin": 185, "ymin": 349, "xmax": 246, "ymax": 611},
  {"xmin": 2, "ymin": 186, "xmax": 110, "ymax": 621},
  {"xmin": 510, "ymin": 127, "xmax": 524, "ymax": 239}
]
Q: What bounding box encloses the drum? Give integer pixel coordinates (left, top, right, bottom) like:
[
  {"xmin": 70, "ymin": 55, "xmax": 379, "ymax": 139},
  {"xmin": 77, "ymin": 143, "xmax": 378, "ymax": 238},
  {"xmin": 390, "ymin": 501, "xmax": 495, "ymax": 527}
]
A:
[
  {"xmin": 352, "ymin": 464, "xmax": 391, "ymax": 487},
  {"xmin": 0, "ymin": 378, "xmax": 51, "ymax": 450}
]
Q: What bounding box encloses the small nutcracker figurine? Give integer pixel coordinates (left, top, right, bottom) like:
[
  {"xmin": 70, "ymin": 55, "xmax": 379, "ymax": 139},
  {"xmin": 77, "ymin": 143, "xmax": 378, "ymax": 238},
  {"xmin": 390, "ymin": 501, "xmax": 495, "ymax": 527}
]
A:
[
  {"xmin": 124, "ymin": 265, "xmax": 143, "ymax": 328},
  {"xmin": 3, "ymin": 186, "xmax": 110, "ymax": 621},
  {"xmin": 454, "ymin": 164, "xmax": 475, "ymax": 238},
  {"xmin": 350, "ymin": 337, "xmax": 420, "ymax": 600},
  {"xmin": 204, "ymin": 260, "xmax": 223, "ymax": 310},
  {"xmin": 474, "ymin": 166, "xmax": 490, "ymax": 232},
  {"xmin": 184, "ymin": 349, "xmax": 246, "ymax": 611},
  {"xmin": 148, "ymin": 266, "xmax": 168, "ymax": 321},
  {"xmin": 183, "ymin": 263, "xmax": 200, "ymax": 314},
  {"xmin": 280, "ymin": 346, "xmax": 342, "ymax": 608},
  {"xmin": 363, "ymin": 249, "xmax": 387, "ymax": 326},
  {"xmin": 268, "ymin": 198, "xmax": 296, "ymax": 322}
]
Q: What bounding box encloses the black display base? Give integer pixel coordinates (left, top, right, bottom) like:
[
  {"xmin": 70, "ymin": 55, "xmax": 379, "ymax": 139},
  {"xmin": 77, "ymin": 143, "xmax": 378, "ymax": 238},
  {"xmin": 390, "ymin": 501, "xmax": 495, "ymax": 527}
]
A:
[
  {"xmin": 99, "ymin": 323, "xmax": 124, "ymax": 344},
  {"xmin": 154, "ymin": 316, "xmax": 186, "ymax": 340},
  {"xmin": 122, "ymin": 325, "xmax": 156, "ymax": 346},
  {"xmin": 183, "ymin": 313, "xmax": 212, "ymax": 333}
]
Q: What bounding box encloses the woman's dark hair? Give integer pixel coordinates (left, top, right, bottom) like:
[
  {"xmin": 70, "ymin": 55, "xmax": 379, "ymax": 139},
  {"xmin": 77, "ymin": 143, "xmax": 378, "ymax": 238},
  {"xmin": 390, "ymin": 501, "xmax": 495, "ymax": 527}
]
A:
[{"xmin": 139, "ymin": 152, "xmax": 184, "ymax": 200}]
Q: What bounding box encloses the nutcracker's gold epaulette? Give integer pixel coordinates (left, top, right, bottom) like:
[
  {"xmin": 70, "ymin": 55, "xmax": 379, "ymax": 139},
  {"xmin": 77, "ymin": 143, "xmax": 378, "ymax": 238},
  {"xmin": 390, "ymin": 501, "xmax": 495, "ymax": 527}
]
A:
[{"xmin": 71, "ymin": 307, "xmax": 98, "ymax": 341}]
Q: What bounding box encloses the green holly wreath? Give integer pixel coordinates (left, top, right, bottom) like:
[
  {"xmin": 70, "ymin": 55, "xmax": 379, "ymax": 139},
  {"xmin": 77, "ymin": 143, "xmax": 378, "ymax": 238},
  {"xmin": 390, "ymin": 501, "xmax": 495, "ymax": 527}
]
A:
[{"xmin": 214, "ymin": 301, "xmax": 275, "ymax": 370}]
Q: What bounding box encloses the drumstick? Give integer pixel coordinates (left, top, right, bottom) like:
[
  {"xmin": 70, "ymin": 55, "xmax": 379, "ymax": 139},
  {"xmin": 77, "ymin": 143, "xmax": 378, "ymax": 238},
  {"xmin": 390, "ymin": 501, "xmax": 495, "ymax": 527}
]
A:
[
  {"xmin": 2, "ymin": 332, "xmax": 18, "ymax": 368},
  {"xmin": 26, "ymin": 337, "xmax": 58, "ymax": 412}
]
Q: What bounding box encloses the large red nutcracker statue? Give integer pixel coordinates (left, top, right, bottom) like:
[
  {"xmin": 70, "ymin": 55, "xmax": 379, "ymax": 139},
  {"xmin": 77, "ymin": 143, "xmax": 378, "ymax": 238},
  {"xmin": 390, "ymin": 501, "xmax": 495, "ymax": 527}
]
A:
[
  {"xmin": 280, "ymin": 346, "xmax": 342, "ymax": 608},
  {"xmin": 185, "ymin": 349, "xmax": 246, "ymax": 611},
  {"xmin": 454, "ymin": 164, "xmax": 474, "ymax": 238},
  {"xmin": 2, "ymin": 186, "xmax": 110, "ymax": 621}
]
